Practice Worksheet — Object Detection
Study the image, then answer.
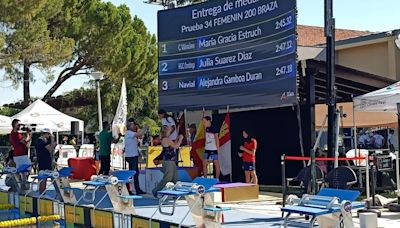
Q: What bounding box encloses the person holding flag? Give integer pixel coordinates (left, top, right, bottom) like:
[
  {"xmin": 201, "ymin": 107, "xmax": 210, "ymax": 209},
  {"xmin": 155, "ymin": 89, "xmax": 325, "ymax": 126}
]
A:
[
  {"xmin": 239, "ymin": 129, "xmax": 258, "ymax": 184},
  {"xmin": 202, "ymin": 116, "xmax": 220, "ymax": 179}
]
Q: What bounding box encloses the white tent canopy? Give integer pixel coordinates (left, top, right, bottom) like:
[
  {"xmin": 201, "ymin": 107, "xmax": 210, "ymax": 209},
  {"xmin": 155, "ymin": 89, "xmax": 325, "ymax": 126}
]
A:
[
  {"xmin": 0, "ymin": 115, "xmax": 11, "ymax": 134},
  {"xmin": 354, "ymin": 81, "xmax": 400, "ymax": 113},
  {"xmin": 12, "ymin": 100, "xmax": 84, "ymax": 132}
]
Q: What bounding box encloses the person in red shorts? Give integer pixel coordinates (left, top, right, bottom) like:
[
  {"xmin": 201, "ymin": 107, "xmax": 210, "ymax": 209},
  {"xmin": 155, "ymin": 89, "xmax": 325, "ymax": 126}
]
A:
[{"xmin": 239, "ymin": 129, "xmax": 258, "ymax": 184}]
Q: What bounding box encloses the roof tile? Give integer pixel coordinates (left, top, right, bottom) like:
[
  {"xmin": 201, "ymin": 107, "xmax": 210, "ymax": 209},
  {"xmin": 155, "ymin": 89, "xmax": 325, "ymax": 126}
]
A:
[{"xmin": 297, "ymin": 25, "xmax": 371, "ymax": 46}]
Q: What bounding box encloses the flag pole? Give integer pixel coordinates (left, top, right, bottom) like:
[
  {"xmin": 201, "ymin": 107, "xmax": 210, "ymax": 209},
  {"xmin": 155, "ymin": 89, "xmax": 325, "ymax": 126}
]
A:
[
  {"xmin": 184, "ymin": 109, "xmax": 188, "ymax": 166},
  {"xmin": 227, "ymin": 105, "xmax": 232, "ymax": 182}
]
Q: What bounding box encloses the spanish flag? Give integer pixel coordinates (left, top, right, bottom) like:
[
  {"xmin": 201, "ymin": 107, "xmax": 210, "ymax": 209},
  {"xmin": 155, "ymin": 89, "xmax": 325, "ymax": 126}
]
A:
[
  {"xmin": 219, "ymin": 113, "xmax": 231, "ymax": 176},
  {"xmin": 190, "ymin": 119, "xmax": 205, "ymax": 174}
]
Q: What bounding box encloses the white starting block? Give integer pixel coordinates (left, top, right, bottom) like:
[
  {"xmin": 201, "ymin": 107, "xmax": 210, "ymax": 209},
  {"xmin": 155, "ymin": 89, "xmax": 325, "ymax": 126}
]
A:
[
  {"xmin": 281, "ymin": 188, "xmax": 366, "ymax": 228},
  {"xmin": 28, "ymin": 167, "xmax": 77, "ymax": 212},
  {"xmin": 152, "ymin": 177, "xmax": 230, "ymax": 228},
  {"xmin": 0, "ymin": 164, "xmax": 31, "ymax": 194},
  {"xmin": 74, "ymin": 170, "xmax": 141, "ymax": 226}
]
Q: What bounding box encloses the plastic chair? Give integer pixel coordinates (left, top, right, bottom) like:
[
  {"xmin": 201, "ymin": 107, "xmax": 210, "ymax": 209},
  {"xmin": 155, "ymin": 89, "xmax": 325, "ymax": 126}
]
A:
[
  {"xmin": 285, "ymin": 166, "xmax": 324, "ymax": 196},
  {"xmin": 325, "ymin": 166, "xmax": 357, "ymax": 189}
]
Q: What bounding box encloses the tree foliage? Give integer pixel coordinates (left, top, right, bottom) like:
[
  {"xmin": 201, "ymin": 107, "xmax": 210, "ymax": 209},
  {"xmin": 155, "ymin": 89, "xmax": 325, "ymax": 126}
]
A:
[
  {"xmin": 42, "ymin": 0, "xmax": 139, "ymax": 101},
  {"xmin": 0, "ymin": 106, "xmax": 19, "ymax": 116},
  {"xmin": 0, "ymin": 0, "xmax": 159, "ymax": 130},
  {"xmin": 0, "ymin": 0, "xmax": 75, "ymax": 103},
  {"xmin": 0, "ymin": 0, "xmax": 49, "ymax": 22}
]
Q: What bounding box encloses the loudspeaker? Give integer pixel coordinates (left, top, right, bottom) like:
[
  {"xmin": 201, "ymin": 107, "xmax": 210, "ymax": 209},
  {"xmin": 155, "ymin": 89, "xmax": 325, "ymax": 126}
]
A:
[{"xmin": 71, "ymin": 121, "xmax": 79, "ymax": 135}]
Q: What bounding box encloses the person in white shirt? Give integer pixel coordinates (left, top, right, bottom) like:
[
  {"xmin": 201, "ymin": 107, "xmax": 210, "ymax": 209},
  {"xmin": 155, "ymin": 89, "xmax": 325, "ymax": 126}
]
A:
[
  {"xmin": 373, "ymin": 132, "xmax": 385, "ymax": 149},
  {"xmin": 124, "ymin": 121, "xmax": 147, "ymax": 195},
  {"xmin": 158, "ymin": 110, "xmax": 177, "ymax": 141},
  {"xmin": 202, "ymin": 116, "xmax": 220, "ymax": 179}
]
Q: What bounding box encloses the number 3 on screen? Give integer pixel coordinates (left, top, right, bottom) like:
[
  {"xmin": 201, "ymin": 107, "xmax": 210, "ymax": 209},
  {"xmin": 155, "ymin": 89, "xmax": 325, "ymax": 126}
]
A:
[{"xmin": 162, "ymin": 81, "xmax": 168, "ymax": 91}]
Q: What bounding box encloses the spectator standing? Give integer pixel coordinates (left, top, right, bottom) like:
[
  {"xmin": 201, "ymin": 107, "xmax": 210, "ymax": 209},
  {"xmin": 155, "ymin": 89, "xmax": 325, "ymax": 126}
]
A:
[
  {"xmin": 366, "ymin": 132, "xmax": 374, "ymax": 148},
  {"xmin": 315, "ymin": 148, "xmax": 328, "ymax": 174},
  {"xmin": 70, "ymin": 136, "xmax": 77, "ymax": 145},
  {"xmin": 35, "ymin": 128, "xmax": 56, "ymax": 193},
  {"xmin": 62, "ymin": 135, "xmax": 69, "ymax": 145},
  {"xmin": 98, "ymin": 121, "xmax": 121, "ymax": 175},
  {"xmin": 373, "ymin": 132, "xmax": 385, "ymax": 149},
  {"xmin": 9, "ymin": 119, "xmax": 31, "ymax": 170},
  {"xmin": 358, "ymin": 130, "xmax": 368, "ymax": 149},
  {"xmin": 388, "ymin": 129, "xmax": 395, "ymax": 152},
  {"xmin": 124, "ymin": 121, "xmax": 146, "ymax": 195},
  {"xmin": 84, "ymin": 136, "xmax": 91, "ymax": 144}
]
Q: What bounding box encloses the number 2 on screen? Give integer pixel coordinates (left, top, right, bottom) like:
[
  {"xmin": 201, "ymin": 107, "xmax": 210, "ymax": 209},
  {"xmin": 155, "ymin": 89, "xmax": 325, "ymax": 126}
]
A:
[{"xmin": 161, "ymin": 62, "xmax": 168, "ymax": 72}]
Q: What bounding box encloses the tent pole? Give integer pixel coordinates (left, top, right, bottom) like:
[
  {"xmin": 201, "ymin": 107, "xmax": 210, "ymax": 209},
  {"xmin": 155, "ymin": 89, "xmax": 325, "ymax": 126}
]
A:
[
  {"xmin": 56, "ymin": 130, "xmax": 59, "ymax": 145},
  {"xmin": 334, "ymin": 110, "xmax": 340, "ymax": 168},
  {"xmin": 397, "ymin": 103, "xmax": 400, "ymax": 202},
  {"xmin": 325, "ymin": 0, "xmax": 336, "ymax": 172},
  {"xmin": 296, "ymin": 103, "xmax": 306, "ymax": 167},
  {"xmin": 82, "ymin": 122, "xmax": 85, "ymax": 145},
  {"xmin": 352, "ymin": 100, "xmax": 359, "ymax": 166}
]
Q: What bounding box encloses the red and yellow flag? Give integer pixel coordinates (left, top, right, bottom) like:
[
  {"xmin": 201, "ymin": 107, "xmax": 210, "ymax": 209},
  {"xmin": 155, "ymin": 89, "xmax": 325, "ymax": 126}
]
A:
[
  {"xmin": 219, "ymin": 113, "xmax": 231, "ymax": 176},
  {"xmin": 190, "ymin": 119, "xmax": 205, "ymax": 174}
]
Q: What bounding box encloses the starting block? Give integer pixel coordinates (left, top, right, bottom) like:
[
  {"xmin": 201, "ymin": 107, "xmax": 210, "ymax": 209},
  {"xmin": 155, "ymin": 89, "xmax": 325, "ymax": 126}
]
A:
[
  {"xmin": 74, "ymin": 170, "xmax": 140, "ymax": 226},
  {"xmin": 0, "ymin": 164, "xmax": 31, "ymax": 194},
  {"xmin": 27, "ymin": 167, "xmax": 76, "ymax": 213},
  {"xmin": 152, "ymin": 177, "xmax": 230, "ymax": 228},
  {"xmin": 30, "ymin": 167, "xmax": 76, "ymax": 203},
  {"xmin": 281, "ymin": 188, "xmax": 365, "ymax": 228}
]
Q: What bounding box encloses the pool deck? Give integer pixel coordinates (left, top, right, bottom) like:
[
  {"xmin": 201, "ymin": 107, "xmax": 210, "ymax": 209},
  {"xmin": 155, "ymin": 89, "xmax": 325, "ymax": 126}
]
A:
[{"xmin": 0, "ymin": 178, "xmax": 399, "ymax": 227}]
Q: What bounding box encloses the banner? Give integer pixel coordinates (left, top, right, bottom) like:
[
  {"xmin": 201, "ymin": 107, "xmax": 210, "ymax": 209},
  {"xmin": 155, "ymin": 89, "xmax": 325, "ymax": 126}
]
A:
[
  {"xmin": 112, "ymin": 78, "xmax": 127, "ymax": 138},
  {"xmin": 190, "ymin": 119, "xmax": 205, "ymax": 173},
  {"xmin": 219, "ymin": 113, "xmax": 231, "ymax": 176}
]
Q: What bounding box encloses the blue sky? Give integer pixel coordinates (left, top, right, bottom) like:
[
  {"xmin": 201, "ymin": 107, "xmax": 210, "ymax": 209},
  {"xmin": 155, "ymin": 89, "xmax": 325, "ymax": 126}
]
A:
[{"xmin": 1, "ymin": 0, "xmax": 399, "ymax": 106}]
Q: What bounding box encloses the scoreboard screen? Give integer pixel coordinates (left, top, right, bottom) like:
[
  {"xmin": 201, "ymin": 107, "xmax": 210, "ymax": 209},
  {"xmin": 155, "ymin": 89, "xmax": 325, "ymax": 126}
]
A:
[{"xmin": 158, "ymin": 0, "xmax": 297, "ymax": 111}]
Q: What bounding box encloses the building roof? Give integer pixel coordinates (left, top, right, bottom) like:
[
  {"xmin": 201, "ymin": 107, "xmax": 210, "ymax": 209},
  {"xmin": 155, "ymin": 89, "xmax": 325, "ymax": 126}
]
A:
[
  {"xmin": 336, "ymin": 29, "xmax": 400, "ymax": 48},
  {"xmin": 298, "ymin": 59, "xmax": 395, "ymax": 103},
  {"xmin": 297, "ymin": 25, "xmax": 372, "ymax": 46}
]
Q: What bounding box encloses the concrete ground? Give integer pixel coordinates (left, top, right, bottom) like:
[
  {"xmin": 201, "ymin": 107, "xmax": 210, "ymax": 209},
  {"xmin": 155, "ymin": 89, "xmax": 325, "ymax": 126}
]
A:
[{"xmin": 1, "ymin": 177, "xmax": 399, "ymax": 227}]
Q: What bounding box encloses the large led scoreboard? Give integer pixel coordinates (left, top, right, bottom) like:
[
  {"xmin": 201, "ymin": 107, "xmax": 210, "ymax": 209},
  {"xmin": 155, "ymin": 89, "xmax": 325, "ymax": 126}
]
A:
[{"xmin": 158, "ymin": 0, "xmax": 297, "ymax": 111}]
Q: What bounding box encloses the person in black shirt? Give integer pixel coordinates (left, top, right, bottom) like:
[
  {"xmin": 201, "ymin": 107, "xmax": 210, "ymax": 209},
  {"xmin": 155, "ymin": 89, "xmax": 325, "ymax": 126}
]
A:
[
  {"xmin": 152, "ymin": 126, "xmax": 183, "ymax": 198},
  {"xmin": 35, "ymin": 128, "xmax": 55, "ymax": 193}
]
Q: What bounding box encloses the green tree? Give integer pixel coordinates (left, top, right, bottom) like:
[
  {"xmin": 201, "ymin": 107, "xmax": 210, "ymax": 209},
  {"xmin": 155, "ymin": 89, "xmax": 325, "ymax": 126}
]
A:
[
  {"xmin": 99, "ymin": 17, "xmax": 158, "ymax": 130},
  {"xmin": 0, "ymin": 106, "xmax": 19, "ymax": 116},
  {"xmin": 42, "ymin": 0, "xmax": 135, "ymax": 101},
  {"xmin": 0, "ymin": 0, "xmax": 74, "ymax": 104},
  {"xmin": 0, "ymin": 0, "xmax": 48, "ymax": 22}
]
